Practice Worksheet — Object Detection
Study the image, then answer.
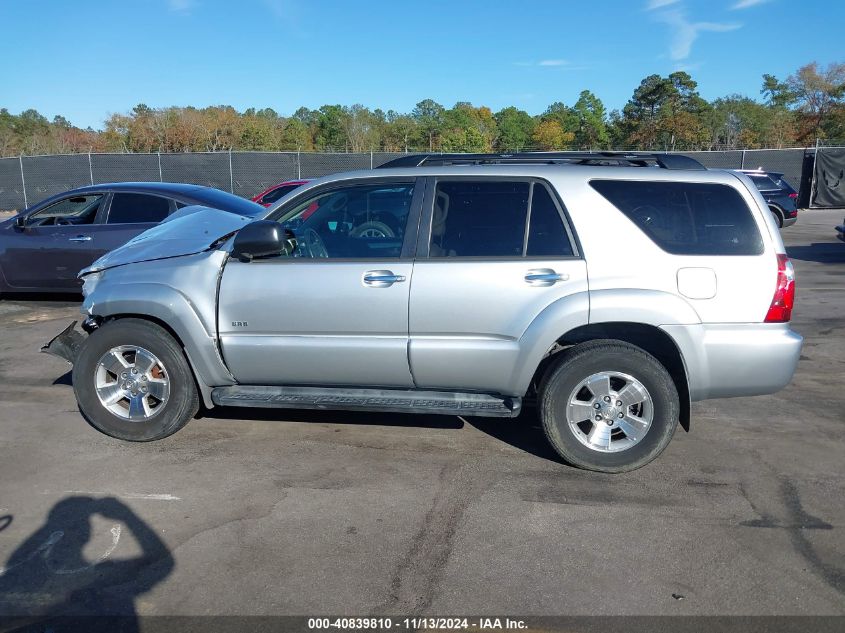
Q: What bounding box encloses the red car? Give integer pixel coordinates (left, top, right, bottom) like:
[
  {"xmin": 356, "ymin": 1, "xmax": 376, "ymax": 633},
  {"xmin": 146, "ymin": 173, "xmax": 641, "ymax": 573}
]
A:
[{"xmin": 251, "ymin": 179, "xmax": 310, "ymax": 207}]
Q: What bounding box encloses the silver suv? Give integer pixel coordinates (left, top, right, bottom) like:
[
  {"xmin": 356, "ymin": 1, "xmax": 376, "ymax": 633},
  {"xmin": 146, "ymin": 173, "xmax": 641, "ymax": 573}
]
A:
[{"xmin": 45, "ymin": 152, "xmax": 803, "ymax": 473}]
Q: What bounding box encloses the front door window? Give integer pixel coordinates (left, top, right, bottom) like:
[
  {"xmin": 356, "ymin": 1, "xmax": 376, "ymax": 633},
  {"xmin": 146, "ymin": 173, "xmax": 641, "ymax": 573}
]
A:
[{"xmin": 272, "ymin": 183, "xmax": 415, "ymax": 259}]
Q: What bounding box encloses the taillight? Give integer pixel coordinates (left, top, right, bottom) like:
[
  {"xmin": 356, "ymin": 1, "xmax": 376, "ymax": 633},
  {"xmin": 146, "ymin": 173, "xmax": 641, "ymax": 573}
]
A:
[
  {"xmin": 765, "ymin": 254, "xmax": 795, "ymax": 322},
  {"xmin": 788, "ymin": 193, "xmax": 798, "ymax": 199}
]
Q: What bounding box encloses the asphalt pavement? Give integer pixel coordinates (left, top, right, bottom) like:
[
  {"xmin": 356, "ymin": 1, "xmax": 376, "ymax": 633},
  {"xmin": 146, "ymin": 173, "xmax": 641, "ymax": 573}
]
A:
[{"xmin": 0, "ymin": 209, "xmax": 842, "ymax": 620}]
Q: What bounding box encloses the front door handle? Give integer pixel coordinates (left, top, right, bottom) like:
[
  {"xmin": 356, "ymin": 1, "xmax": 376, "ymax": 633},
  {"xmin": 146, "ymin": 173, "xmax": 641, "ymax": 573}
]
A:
[
  {"xmin": 68, "ymin": 235, "xmax": 92, "ymax": 242},
  {"xmin": 363, "ymin": 270, "xmax": 406, "ymax": 287},
  {"xmin": 524, "ymin": 268, "xmax": 569, "ymax": 286}
]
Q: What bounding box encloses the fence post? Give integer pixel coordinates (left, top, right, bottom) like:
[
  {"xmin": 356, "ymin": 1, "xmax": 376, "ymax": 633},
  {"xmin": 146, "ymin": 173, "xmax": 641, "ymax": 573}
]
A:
[
  {"xmin": 88, "ymin": 152, "xmax": 94, "ymax": 185},
  {"xmin": 228, "ymin": 149, "xmax": 234, "ymax": 193},
  {"xmin": 297, "ymin": 151, "xmax": 301, "ymax": 179},
  {"xmin": 809, "ymin": 138, "xmax": 820, "ymax": 209},
  {"xmin": 19, "ymin": 155, "xmax": 27, "ymax": 209},
  {"xmin": 157, "ymin": 152, "xmax": 163, "ymax": 182},
  {"xmin": 370, "ymin": 150, "xmax": 374, "ymax": 169},
  {"xmin": 741, "ymin": 149, "xmax": 746, "ymax": 169}
]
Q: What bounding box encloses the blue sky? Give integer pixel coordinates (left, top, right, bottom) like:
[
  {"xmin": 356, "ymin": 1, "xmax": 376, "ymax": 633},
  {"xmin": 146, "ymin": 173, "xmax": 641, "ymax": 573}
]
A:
[{"xmin": 2, "ymin": 0, "xmax": 842, "ymax": 129}]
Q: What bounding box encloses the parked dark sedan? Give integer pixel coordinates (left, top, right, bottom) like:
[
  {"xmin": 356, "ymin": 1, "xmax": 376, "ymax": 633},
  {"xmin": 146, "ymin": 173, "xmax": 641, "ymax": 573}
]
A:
[
  {"xmin": 735, "ymin": 169, "xmax": 799, "ymax": 228},
  {"xmin": 0, "ymin": 182, "xmax": 263, "ymax": 294}
]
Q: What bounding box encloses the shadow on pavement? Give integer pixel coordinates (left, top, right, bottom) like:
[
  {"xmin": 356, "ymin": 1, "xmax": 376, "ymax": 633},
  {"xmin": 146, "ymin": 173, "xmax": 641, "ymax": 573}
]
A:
[
  {"xmin": 0, "ymin": 496, "xmax": 173, "ymax": 632},
  {"xmin": 787, "ymin": 242, "xmax": 845, "ymax": 264},
  {"xmin": 208, "ymin": 404, "xmax": 466, "ymax": 430}
]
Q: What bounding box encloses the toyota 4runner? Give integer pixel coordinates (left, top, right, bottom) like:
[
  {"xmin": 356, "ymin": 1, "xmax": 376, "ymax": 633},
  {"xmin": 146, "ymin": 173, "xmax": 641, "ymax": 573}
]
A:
[{"xmin": 44, "ymin": 152, "xmax": 802, "ymax": 473}]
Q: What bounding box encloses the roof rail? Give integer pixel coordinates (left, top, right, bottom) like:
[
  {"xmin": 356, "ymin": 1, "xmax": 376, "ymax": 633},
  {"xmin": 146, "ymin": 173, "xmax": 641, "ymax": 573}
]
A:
[{"xmin": 376, "ymin": 151, "xmax": 706, "ymax": 171}]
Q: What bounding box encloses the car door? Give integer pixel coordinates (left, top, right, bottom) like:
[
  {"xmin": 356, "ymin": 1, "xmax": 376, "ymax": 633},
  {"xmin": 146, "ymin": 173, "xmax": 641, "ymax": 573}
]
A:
[
  {"xmin": 1, "ymin": 192, "xmax": 108, "ymax": 289},
  {"xmin": 408, "ymin": 177, "xmax": 589, "ymax": 395},
  {"xmin": 1, "ymin": 191, "xmax": 174, "ymax": 290},
  {"xmin": 218, "ymin": 178, "xmax": 424, "ymax": 387}
]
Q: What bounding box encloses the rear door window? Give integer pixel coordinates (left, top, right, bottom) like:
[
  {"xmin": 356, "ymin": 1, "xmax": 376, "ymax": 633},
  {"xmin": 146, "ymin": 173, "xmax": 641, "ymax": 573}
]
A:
[
  {"xmin": 430, "ymin": 181, "xmax": 528, "ymax": 257},
  {"xmin": 107, "ymin": 193, "xmax": 172, "ymax": 224},
  {"xmin": 590, "ymin": 180, "xmax": 763, "ymax": 255}
]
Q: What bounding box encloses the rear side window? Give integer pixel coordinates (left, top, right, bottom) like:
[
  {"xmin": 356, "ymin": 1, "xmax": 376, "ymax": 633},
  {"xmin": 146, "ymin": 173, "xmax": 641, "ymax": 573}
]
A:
[
  {"xmin": 429, "ymin": 180, "xmax": 575, "ymax": 258},
  {"xmin": 431, "ymin": 181, "xmax": 528, "ymax": 257},
  {"xmin": 590, "ymin": 180, "xmax": 763, "ymax": 255},
  {"xmin": 107, "ymin": 193, "xmax": 171, "ymax": 224}
]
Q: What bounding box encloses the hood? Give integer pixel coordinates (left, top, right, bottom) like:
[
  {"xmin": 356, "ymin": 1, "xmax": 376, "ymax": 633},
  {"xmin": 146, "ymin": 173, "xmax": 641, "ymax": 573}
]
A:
[{"xmin": 81, "ymin": 205, "xmax": 253, "ymax": 275}]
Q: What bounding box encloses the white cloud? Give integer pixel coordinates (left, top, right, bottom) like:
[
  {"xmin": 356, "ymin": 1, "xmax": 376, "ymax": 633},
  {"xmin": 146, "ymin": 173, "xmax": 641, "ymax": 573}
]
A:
[
  {"xmin": 646, "ymin": 0, "xmax": 680, "ymax": 9},
  {"xmin": 514, "ymin": 60, "xmax": 585, "ymax": 69},
  {"xmin": 655, "ymin": 8, "xmax": 741, "ymax": 60},
  {"xmin": 731, "ymin": 0, "xmax": 771, "ymax": 8},
  {"xmin": 168, "ymin": 0, "xmax": 196, "ymax": 12}
]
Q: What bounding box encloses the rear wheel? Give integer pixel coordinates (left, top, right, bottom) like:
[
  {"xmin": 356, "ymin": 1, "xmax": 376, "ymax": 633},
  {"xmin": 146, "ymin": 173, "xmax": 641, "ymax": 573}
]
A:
[
  {"xmin": 770, "ymin": 207, "xmax": 784, "ymax": 228},
  {"xmin": 539, "ymin": 340, "xmax": 679, "ymax": 473},
  {"xmin": 72, "ymin": 318, "xmax": 198, "ymax": 441}
]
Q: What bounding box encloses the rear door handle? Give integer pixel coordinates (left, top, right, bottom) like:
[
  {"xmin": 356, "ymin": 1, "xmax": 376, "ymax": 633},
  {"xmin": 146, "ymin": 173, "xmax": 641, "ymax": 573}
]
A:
[
  {"xmin": 524, "ymin": 268, "xmax": 568, "ymax": 286},
  {"xmin": 68, "ymin": 235, "xmax": 92, "ymax": 242},
  {"xmin": 363, "ymin": 270, "xmax": 406, "ymax": 287}
]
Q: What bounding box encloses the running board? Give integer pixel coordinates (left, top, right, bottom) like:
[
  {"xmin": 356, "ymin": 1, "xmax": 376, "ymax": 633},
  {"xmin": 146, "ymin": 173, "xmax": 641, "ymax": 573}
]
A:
[{"xmin": 211, "ymin": 386, "xmax": 521, "ymax": 418}]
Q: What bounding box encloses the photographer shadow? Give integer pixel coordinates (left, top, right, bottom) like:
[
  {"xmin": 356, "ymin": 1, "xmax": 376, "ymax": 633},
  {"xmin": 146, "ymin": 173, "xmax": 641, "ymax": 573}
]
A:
[{"xmin": 0, "ymin": 496, "xmax": 173, "ymax": 632}]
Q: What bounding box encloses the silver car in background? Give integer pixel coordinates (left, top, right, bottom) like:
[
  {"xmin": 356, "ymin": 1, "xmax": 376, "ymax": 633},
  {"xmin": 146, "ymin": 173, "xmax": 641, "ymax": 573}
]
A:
[{"xmin": 44, "ymin": 152, "xmax": 802, "ymax": 473}]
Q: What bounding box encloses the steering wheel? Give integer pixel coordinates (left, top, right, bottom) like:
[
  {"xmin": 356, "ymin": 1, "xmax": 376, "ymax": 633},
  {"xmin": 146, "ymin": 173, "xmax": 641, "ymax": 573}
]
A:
[
  {"xmin": 56, "ymin": 217, "xmax": 73, "ymax": 226},
  {"xmin": 303, "ymin": 229, "xmax": 329, "ymax": 258}
]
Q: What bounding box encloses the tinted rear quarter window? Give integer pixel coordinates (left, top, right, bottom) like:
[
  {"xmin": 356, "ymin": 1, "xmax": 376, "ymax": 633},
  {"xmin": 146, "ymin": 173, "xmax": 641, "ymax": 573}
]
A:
[
  {"xmin": 107, "ymin": 193, "xmax": 171, "ymax": 224},
  {"xmin": 590, "ymin": 180, "xmax": 763, "ymax": 255}
]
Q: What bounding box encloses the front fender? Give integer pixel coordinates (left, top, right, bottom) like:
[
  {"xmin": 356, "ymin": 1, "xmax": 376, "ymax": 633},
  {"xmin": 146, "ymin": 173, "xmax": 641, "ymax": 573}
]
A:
[{"xmin": 82, "ymin": 278, "xmax": 235, "ymax": 403}]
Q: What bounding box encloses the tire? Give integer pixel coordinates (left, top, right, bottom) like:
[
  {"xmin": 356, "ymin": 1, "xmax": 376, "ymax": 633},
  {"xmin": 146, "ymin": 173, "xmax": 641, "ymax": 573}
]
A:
[
  {"xmin": 72, "ymin": 318, "xmax": 199, "ymax": 441},
  {"xmin": 350, "ymin": 221, "xmax": 395, "ymax": 238},
  {"xmin": 770, "ymin": 208, "xmax": 784, "ymax": 228},
  {"xmin": 539, "ymin": 340, "xmax": 679, "ymax": 473}
]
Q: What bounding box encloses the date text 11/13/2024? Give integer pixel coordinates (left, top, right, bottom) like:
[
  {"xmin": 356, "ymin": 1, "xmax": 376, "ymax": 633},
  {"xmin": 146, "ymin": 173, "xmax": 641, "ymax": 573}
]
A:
[{"xmin": 307, "ymin": 618, "xmax": 528, "ymax": 630}]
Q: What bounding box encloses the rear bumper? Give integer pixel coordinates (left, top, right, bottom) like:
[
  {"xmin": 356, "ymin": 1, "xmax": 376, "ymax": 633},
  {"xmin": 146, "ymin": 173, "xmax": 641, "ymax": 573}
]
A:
[
  {"xmin": 782, "ymin": 216, "xmax": 798, "ymax": 228},
  {"xmin": 661, "ymin": 323, "xmax": 803, "ymax": 401}
]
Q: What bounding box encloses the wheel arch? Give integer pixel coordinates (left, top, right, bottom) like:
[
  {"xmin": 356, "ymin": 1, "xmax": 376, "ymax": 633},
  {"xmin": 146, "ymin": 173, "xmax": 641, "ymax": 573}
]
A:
[
  {"xmin": 523, "ymin": 321, "xmax": 691, "ymax": 433},
  {"xmin": 555, "ymin": 323, "xmax": 690, "ymax": 432},
  {"xmin": 768, "ymin": 204, "xmax": 784, "ymax": 226},
  {"xmin": 82, "ymin": 283, "xmax": 235, "ymax": 408}
]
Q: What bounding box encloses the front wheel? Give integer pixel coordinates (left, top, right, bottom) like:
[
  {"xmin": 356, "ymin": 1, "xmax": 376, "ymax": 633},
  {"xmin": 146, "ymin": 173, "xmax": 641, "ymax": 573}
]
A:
[
  {"xmin": 72, "ymin": 318, "xmax": 199, "ymax": 441},
  {"xmin": 539, "ymin": 340, "xmax": 679, "ymax": 473}
]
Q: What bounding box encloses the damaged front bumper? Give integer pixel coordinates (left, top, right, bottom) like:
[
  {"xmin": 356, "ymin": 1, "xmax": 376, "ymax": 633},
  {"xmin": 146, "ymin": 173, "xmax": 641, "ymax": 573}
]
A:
[{"xmin": 41, "ymin": 320, "xmax": 91, "ymax": 364}]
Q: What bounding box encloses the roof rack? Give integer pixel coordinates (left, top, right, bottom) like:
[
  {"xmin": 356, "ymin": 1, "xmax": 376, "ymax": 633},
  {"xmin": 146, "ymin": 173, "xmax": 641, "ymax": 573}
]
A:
[{"xmin": 376, "ymin": 151, "xmax": 706, "ymax": 171}]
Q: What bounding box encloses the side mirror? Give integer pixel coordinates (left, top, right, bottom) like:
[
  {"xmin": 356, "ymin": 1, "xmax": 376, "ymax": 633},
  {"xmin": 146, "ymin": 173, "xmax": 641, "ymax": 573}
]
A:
[
  {"xmin": 14, "ymin": 215, "xmax": 27, "ymax": 230},
  {"xmin": 231, "ymin": 220, "xmax": 296, "ymax": 263}
]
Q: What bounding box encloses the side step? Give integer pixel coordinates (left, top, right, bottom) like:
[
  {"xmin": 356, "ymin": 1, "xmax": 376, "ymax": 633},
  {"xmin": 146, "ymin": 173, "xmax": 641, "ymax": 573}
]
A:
[{"xmin": 211, "ymin": 385, "xmax": 521, "ymax": 418}]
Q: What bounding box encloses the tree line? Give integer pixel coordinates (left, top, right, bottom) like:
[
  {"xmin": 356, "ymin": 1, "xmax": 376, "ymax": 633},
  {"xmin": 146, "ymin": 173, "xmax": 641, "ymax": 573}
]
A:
[{"xmin": 2, "ymin": 61, "xmax": 842, "ymax": 158}]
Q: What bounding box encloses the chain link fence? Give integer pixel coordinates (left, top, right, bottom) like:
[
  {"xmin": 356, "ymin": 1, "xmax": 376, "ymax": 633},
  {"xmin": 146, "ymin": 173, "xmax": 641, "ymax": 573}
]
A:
[{"xmin": 0, "ymin": 148, "xmax": 831, "ymax": 211}]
